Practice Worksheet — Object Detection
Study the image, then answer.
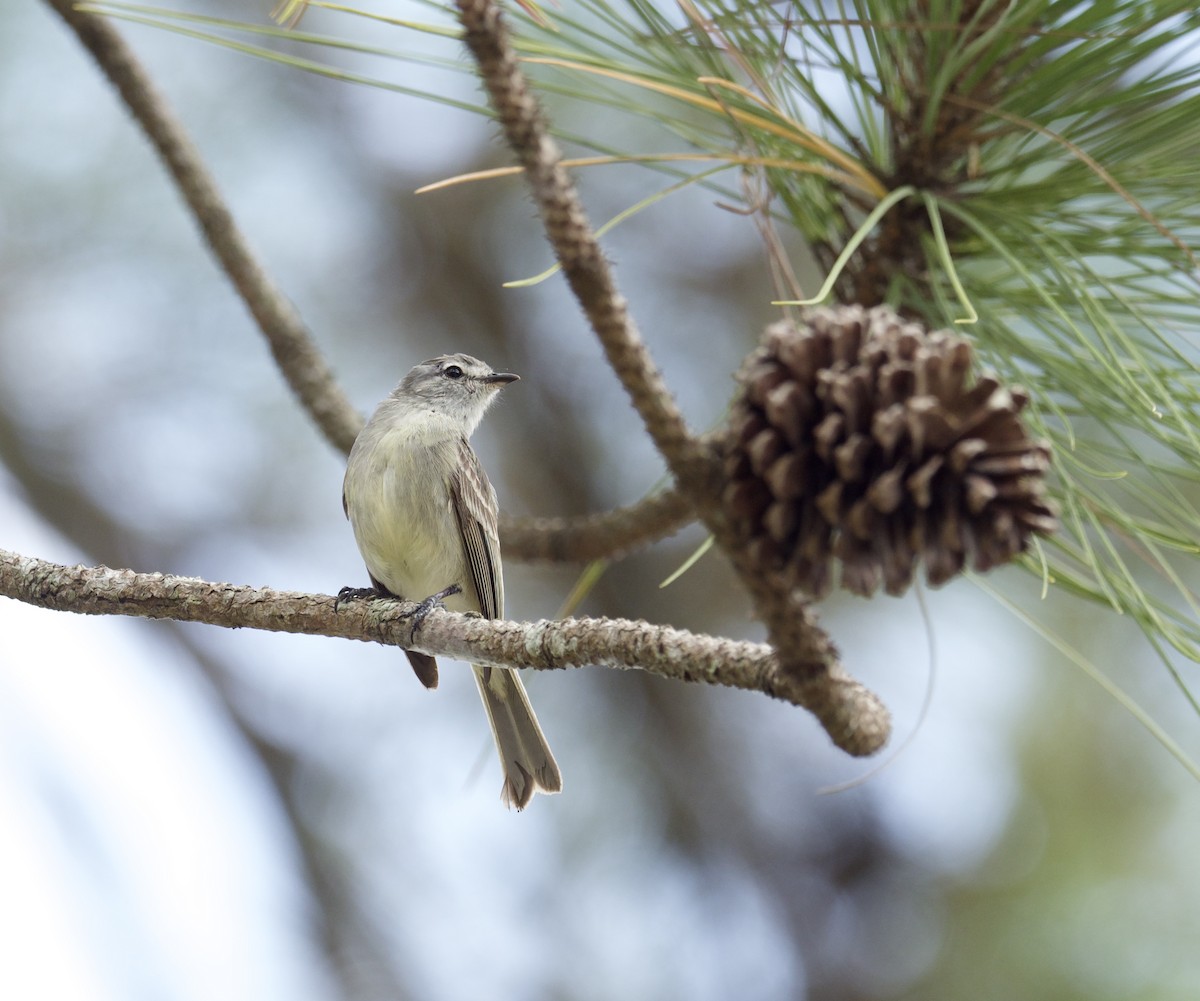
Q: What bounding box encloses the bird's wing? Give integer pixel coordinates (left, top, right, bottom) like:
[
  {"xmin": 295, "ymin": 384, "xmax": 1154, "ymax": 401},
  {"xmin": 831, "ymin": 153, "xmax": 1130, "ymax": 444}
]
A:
[{"xmin": 450, "ymin": 436, "xmax": 504, "ymax": 620}]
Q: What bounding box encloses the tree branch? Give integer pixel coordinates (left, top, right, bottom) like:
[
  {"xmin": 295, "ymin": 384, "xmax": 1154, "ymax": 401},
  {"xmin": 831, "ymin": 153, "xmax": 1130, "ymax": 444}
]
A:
[
  {"xmin": 48, "ymin": 0, "xmax": 362, "ymax": 455},
  {"xmin": 499, "ymin": 487, "xmax": 695, "ymax": 562},
  {"xmin": 0, "ymin": 549, "xmax": 888, "ymax": 756}
]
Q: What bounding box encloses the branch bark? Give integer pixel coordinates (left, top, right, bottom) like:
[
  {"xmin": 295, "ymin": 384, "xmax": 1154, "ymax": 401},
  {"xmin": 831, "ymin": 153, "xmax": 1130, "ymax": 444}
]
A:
[{"xmin": 0, "ymin": 549, "xmax": 888, "ymax": 756}]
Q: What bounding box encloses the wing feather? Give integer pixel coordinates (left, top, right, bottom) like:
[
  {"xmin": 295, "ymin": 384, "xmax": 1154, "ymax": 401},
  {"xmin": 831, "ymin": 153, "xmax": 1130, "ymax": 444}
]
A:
[{"xmin": 450, "ymin": 437, "xmax": 504, "ymax": 620}]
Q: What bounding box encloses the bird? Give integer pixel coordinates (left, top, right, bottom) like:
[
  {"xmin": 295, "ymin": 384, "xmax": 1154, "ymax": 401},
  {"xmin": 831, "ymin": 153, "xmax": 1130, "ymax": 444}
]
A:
[{"xmin": 341, "ymin": 353, "xmax": 561, "ymax": 809}]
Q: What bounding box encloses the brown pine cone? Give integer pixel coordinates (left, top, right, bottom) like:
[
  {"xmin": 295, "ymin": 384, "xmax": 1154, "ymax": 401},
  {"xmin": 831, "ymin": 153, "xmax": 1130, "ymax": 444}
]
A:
[{"xmin": 723, "ymin": 305, "xmax": 1059, "ymax": 597}]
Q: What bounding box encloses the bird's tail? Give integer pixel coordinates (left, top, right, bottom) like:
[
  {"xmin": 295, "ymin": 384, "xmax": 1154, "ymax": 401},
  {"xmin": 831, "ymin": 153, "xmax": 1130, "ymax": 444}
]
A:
[{"xmin": 472, "ymin": 665, "xmax": 562, "ymax": 809}]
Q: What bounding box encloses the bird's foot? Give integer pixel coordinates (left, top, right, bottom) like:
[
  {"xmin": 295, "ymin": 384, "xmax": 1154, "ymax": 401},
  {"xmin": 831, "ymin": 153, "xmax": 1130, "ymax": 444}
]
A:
[
  {"xmin": 334, "ymin": 585, "xmax": 385, "ymax": 611},
  {"xmin": 398, "ymin": 583, "xmax": 463, "ymax": 642}
]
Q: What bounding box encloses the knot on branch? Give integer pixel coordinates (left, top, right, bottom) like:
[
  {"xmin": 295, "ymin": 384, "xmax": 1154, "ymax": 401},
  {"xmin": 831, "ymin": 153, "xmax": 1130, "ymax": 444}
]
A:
[
  {"xmin": 759, "ymin": 656, "xmax": 891, "ymax": 757},
  {"xmin": 723, "ymin": 304, "xmax": 1058, "ymax": 598}
]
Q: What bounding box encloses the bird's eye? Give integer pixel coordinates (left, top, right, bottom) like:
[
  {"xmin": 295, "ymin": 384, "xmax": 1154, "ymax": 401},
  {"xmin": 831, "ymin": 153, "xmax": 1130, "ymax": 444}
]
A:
[{"xmin": 444, "ymin": 365, "xmax": 464, "ymax": 379}]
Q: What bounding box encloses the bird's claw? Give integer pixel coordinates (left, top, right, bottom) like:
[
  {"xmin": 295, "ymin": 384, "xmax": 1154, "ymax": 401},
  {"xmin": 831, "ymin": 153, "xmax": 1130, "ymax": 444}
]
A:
[
  {"xmin": 335, "ymin": 585, "xmax": 383, "ymax": 611},
  {"xmin": 398, "ymin": 583, "xmax": 462, "ymax": 643}
]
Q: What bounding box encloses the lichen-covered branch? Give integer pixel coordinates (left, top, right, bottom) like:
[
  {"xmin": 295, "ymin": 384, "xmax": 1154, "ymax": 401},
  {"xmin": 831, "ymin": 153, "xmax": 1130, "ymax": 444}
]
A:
[
  {"xmin": 49, "ymin": 0, "xmax": 362, "ymax": 455},
  {"xmin": 0, "ymin": 549, "xmax": 888, "ymax": 756}
]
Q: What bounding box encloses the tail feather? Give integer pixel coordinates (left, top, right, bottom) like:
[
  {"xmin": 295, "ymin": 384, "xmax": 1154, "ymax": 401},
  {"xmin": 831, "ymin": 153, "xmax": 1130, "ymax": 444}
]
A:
[
  {"xmin": 472, "ymin": 665, "xmax": 562, "ymax": 809},
  {"xmin": 405, "ymin": 650, "xmax": 439, "ymax": 689}
]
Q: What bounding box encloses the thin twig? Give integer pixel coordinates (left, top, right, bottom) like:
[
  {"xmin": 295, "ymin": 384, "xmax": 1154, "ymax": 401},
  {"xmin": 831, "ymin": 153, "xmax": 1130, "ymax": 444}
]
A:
[
  {"xmin": 500, "ymin": 487, "xmax": 695, "ymax": 562},
  {"xmin": 0, "ymin": 549, "xmax": 889, "ymax": 756},
  {"xmin": 46, "ymin": 0, "xmax": 362, "ymax": 454}
]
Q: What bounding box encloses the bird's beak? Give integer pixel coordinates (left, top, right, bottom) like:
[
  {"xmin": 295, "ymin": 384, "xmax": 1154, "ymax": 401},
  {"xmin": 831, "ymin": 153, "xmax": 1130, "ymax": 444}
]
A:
[{"xmin": 483, "ymin": 371, "xmax": 520, "ymax": 386}]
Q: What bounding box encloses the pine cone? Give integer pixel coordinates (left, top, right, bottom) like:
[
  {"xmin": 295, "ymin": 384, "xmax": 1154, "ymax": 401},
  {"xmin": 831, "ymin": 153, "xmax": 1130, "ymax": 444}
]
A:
[{"xmin": 723, "ymin": 305, "xmax": 1059, "ymax": 598}]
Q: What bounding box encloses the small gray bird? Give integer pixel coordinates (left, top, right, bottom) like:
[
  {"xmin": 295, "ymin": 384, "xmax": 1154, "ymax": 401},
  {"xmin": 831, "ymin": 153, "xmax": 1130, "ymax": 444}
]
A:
[{"xmin": 341, "ymin": 353, "xmax": 561, "ymax": 809}]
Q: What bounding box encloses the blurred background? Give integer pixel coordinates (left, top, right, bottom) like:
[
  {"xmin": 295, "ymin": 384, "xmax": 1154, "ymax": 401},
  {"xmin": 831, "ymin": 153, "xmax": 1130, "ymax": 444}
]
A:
[{"xmin": 2, "ymin": 2, "xmax": 1199, "ymax": 999}]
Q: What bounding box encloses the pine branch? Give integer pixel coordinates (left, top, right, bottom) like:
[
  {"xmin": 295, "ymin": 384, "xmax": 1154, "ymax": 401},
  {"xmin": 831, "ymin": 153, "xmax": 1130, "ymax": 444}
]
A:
[
  {"xmin": 0, "ymin": 549, "xmax": 888, "ymax": 755},
  {"xmin": 499, "ymin": 487, "xmax": 694, "ymax": 562}
]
